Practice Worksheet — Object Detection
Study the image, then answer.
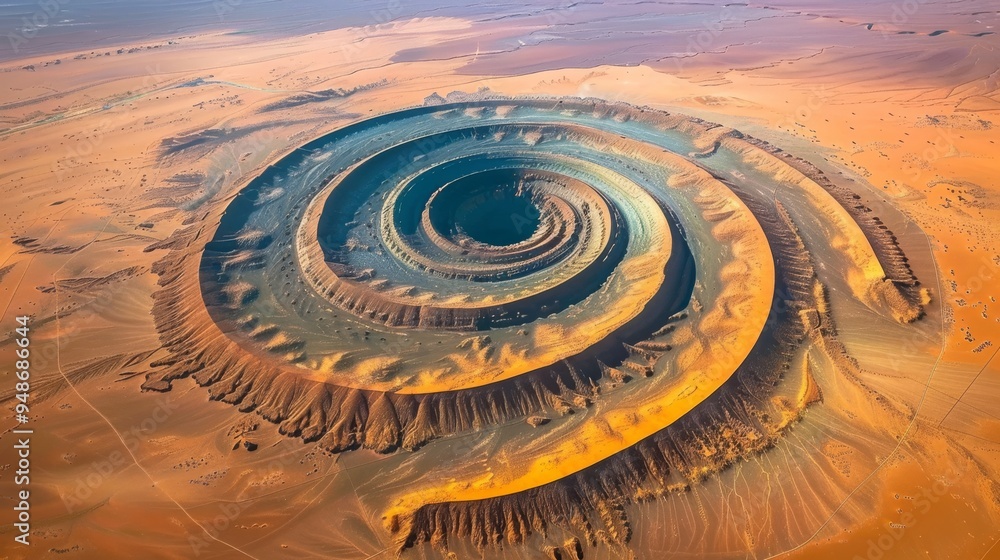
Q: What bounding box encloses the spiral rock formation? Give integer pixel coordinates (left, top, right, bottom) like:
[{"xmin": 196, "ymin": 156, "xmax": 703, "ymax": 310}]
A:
[{"xmin": 143, "ymin": 96, "xmax": 929, "ymax": 555}]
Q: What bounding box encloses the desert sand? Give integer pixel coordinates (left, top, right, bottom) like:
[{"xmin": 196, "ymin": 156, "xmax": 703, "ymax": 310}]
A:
[{"xmin": 0, "ymin": 2, "xmax": 998, "ymax": 559}]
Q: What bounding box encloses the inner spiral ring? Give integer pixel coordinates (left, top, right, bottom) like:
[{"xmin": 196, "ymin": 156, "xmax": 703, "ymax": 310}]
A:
[{"xmin": 304, "ymin": 145, "xmax": 651, "ymax": 331}]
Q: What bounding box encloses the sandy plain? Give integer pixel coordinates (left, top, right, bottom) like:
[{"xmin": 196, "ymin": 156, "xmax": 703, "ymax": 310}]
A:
[{"xmin": 0, "ymin": 2, "xmax": 998, "ymax": 559}]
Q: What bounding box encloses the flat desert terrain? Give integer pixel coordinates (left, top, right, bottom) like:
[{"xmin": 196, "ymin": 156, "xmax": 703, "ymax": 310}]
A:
[{"xmin": 0, "ymin": 1, "xmax": 998, "ymax": 559}]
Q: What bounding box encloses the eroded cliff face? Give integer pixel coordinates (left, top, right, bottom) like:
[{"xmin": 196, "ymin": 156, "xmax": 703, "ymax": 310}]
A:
[
  {"xmin": 385, "ymin": 126, "xmax": 923, "ymax": 553},
  {"xmin": 142, "ymin": 97, "xmax": 932, "ymax": 556}
]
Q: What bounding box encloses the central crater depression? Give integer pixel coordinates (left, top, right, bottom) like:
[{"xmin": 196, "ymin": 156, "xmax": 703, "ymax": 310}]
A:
[{"xmin": 433, "ymin": 172, "xmax": 541, "ymax": 247}]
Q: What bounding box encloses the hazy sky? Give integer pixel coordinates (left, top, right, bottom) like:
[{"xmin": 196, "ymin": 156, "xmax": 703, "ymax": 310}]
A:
[
  {"xmin": 0, "ymin": 0, "xmax": 524, "ymax": 62},
  {"xmin": 2, "ymin": 0, "xmax": 994, "ymax": 69}
]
